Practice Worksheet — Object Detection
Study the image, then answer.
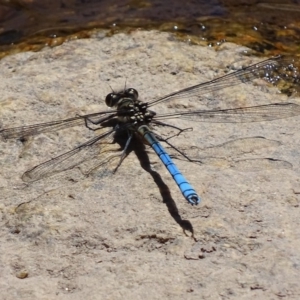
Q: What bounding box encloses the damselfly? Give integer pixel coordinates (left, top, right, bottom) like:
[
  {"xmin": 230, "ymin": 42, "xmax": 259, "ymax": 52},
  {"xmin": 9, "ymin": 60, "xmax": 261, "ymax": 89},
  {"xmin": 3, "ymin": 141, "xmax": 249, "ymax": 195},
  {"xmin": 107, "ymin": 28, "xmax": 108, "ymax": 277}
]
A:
[{"xmin": 1, "ymin": 55, "xmax": 299, "ymax": 205}]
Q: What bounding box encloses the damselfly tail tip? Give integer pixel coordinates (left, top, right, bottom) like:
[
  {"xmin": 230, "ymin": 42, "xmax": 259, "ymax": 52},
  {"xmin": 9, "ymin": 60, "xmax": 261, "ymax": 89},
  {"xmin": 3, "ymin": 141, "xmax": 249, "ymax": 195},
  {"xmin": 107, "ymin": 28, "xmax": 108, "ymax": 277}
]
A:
[{"xmin": 188, "ymin": 195, "xmax": 201, "ymax": 206}]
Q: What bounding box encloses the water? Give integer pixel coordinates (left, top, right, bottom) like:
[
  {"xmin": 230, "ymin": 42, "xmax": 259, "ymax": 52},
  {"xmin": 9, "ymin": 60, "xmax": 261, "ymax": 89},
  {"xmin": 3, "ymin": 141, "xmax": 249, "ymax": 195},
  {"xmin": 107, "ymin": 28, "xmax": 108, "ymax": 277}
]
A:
[{"xmin": 1, "ymin": 1, "xmax": 300, "ymax": 58}]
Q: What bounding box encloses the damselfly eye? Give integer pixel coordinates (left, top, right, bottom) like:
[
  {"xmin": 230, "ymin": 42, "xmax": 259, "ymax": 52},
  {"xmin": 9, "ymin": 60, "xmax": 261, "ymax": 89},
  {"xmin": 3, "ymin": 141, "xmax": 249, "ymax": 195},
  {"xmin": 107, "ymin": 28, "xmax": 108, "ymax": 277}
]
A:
[
  {"xmin": 125, "ymin": 88, "xmax": 138, "ymax": 100},
  {"xmin": 105, "ymin": 93, "xmax": 119, "ymax": 107}
]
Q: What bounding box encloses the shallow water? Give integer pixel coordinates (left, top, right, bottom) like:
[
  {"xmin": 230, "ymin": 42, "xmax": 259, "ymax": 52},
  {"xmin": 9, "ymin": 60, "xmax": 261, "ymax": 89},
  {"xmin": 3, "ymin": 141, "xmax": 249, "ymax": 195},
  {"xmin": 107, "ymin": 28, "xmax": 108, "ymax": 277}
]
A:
[{"xmin": 0, "ymin": 0, "xmax": 299, "ymax": 58}]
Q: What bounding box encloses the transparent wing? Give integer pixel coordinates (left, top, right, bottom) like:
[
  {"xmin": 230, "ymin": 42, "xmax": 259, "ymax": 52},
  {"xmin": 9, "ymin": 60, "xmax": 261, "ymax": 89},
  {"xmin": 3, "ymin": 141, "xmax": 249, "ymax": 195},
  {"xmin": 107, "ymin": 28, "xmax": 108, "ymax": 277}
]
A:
[
  {"xmin": 0, "ymin": 110, "xmax": 118, "ymax": 140},
  {"xmin": 148, "ymin": 55, "xmax": 299, "ymax": 107},
  {"xmin": 21, "ymin": 128, "xmax": 121, "ymax": 182},
  {"xmin": 179, "ymin": 136, "xmax": 281, "ymax": 159},
  {"xmin": 171, "ymin": 137, "xmax": 292, "ymax": 172},
  {"xmin": 153, "ymin": 103, "xmax": 300, "ymax": 123}
]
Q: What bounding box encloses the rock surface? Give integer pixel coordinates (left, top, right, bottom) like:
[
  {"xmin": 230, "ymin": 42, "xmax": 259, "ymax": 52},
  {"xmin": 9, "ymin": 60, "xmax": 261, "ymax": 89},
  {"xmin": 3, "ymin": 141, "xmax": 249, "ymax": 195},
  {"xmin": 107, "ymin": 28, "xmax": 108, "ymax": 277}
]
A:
[{"xmin": 0, "ymin": 30, "xmax": 299, "ymax": 299}]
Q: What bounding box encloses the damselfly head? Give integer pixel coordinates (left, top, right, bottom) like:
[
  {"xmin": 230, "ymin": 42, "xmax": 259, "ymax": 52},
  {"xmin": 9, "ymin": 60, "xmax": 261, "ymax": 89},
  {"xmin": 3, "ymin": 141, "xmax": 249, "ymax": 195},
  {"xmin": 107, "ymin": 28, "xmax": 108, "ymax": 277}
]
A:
[
  {"xmin": 105, "ymin": 88, "xmax": 139, "ymax": 107},
  {"xmin": 125, "ymin": 88, "xmax": 138, "ymax": 100},
  {"xmin": 105, "ymin": 92, "xmax": 120, "ymax": 107}
]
